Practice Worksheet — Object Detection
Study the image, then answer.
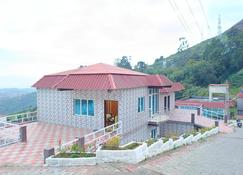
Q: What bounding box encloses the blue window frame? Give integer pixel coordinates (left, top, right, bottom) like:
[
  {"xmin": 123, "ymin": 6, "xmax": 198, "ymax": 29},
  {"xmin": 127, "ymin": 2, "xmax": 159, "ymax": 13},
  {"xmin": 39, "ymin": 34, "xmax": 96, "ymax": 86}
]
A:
[
  {"xmin": 81, "ymin": 100, "xmax": 87, "ymax": 115},
  {"xmin": 138, "ymin": 97, "xmax": 145, "ymax": 112},
  {"xmin": 74, "ymin": 99, "xmax": 94, "ymax": 116},
  {"xmin": 151, "ymin": 128, "xmax": 157, "ymax": 139},
  {"xmin": 74, "ymin": 99, "xmax": 80, "ymax": 115},
  {"xmin": 88, "ymin": 100, "xmax": 94, "ymax": 116}
]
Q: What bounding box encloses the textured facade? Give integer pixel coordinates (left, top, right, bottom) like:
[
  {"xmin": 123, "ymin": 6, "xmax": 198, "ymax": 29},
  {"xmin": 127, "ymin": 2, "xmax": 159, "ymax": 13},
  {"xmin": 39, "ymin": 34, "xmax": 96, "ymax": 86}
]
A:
[{"xmin": 37, "ymin": 88, "xmax": 175, "ymax": 144}]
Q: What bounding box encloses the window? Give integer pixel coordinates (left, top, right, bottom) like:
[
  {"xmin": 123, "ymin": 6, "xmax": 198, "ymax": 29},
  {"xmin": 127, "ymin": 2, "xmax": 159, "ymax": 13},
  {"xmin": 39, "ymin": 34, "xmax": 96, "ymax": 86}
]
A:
[
  {"xmin": 74, "ymin": 99, "xmax": 81, "ymax": 115},
  {"xmin": 138, "ymin": 97, "xmax": 145, "ymax": 112},
  {"xmin": 73, "ymin": 99, "xmax": 94, "ymax": 116},
  {"xmin": 149, "ymin": 88, "xmax": 159, "ymax": 116},
  {"xmin": 151, "ymin": 128, "xmax": 157, "ymax": 139}
]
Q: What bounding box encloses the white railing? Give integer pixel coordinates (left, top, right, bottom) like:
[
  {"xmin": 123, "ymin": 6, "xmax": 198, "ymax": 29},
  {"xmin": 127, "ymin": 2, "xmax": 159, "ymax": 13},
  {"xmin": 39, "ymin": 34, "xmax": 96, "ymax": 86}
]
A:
[
  {"xmin": 0, "ymin": 121, "xmax": 20, "ymax": 147},
  {"xmin": 202, "ymin": 109, "xmax": 224, "ymax": 120},
  {"xmin": 55, "ymin": 121, "xmax": 123, "ymax": 153},
  {"xmin": 1, "ymin": 111, "xmax": 37, "ymax": 124}
]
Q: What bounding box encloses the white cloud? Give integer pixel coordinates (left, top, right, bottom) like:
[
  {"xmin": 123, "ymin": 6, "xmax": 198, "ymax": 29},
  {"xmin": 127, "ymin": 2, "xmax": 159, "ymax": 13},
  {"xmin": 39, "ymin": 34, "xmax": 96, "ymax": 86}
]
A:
[{"xmin": 0, "ymin": 0, "xmax": 242, "ymax": 87}]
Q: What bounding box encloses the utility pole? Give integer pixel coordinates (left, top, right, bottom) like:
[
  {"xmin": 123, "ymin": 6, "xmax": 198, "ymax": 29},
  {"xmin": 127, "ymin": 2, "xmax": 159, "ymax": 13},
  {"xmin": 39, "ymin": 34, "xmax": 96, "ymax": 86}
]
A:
[{"xmin": 217, "ymin": 14, "xmax": 222, "ymax": 35}]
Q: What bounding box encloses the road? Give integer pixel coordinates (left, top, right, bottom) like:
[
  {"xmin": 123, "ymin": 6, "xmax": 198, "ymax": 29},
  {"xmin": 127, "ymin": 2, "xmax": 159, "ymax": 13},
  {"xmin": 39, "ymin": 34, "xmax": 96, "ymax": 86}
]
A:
[{"xmin": 0, "ymin": 128, "xmax": 243, "ymax": 175}]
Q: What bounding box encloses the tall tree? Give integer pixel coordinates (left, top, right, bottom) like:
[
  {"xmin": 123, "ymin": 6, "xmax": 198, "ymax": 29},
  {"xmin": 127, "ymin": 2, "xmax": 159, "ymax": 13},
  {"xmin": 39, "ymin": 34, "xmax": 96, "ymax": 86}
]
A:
[
  {"xmin": 134, "ymin": 61, "xmax": 147, "ymax": 73},
  {"xmin": 115, "ymin": 56, "xmax": 132, "ymax": 69}
]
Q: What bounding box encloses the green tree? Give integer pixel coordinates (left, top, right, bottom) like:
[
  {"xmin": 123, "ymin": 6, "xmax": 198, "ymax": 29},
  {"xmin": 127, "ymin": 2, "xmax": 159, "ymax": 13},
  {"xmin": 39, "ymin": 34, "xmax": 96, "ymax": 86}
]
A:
[
  {"xmin": 115, "ymin": 56, "xmax": 132, "ymax": 69},
  {"xmin": 134, "ymin": 61, "xmax": 147, "ymax": 73}
]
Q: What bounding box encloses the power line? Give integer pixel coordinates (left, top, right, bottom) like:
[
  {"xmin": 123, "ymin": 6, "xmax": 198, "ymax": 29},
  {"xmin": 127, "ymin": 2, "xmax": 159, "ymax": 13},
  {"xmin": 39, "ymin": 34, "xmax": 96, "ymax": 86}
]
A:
[
  {"xmin": 198, "ymin": 0, "xmax": 210, "ymax": 32},
  {"xmin": 168, "ymin": 0, "xmax": 191, "ymax": 33},
  {"xmin": 185, "ymin": 0, "xmax": 203, "ymax": 39}
]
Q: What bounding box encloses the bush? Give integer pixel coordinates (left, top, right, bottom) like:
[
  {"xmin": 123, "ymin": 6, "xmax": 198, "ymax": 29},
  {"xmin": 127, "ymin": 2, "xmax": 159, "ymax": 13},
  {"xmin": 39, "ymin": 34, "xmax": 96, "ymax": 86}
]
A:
[
  {"xmin": 103, "ymin": 136, "xmax": 120, "ymax": 149},
  {"xmin": 146, "ymin": 139, "xmax": 157, "ymax": 146},
  {"xmin": 71, "ymin": 144, "xmax": 83, "ymax": 154}
]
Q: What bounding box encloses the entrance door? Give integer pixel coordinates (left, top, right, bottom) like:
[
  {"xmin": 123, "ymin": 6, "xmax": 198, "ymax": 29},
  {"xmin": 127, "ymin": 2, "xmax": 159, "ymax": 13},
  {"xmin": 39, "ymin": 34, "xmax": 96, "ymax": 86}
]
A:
[{"xmin": 104, "ymin": 100, "xmax": 118, "ymax": 127}]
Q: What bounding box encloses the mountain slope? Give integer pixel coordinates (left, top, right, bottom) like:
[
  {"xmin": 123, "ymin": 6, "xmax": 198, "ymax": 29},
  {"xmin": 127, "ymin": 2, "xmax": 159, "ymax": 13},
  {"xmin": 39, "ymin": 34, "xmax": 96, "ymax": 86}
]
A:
[
  {"xmin": 0, "ymin": 89, "xmax": 36, "ymax": 115},
  {"xmin": 148, "ymin": 19, "xmax": 243, "ymax": 97}
]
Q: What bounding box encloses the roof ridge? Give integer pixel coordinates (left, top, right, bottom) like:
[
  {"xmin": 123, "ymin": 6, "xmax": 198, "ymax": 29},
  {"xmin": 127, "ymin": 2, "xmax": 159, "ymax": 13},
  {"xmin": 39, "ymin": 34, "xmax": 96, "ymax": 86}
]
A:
[
  {"xmin": 52, "ymin": 74, "xmax": 69, "ymax": 88},
  {"xmin": 108, "ymin": 74, "xmax": 116, "ymax": 89}
]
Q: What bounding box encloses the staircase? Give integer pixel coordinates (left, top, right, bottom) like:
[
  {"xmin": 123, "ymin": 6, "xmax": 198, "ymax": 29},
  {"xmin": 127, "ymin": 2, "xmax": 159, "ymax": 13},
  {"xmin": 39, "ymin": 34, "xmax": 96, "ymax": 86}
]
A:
[{"xmin": 57, "ymin": 121, "xmax": 123, "ymax": 153}]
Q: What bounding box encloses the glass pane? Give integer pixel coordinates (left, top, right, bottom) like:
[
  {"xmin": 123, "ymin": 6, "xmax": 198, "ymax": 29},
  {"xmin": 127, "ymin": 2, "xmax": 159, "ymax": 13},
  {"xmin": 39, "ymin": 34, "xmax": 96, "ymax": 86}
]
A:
[
  {"xmin": 81, "ymin": 100, "xmax": 87, "ymax": 115},
  {"xmin": 152, "ymin": 95, "xmax": 155, "ymax": 114},
  {"xmin": 141, "ymin": 97, "xmax": 144, "ymax": 111},
  {"xmin": 74, "ymin": 99, "xmax": 80, "ymax": 115},
  {"xmin": 88, "ymin": 100, "xmax": 94, "ymax": 116},
  {"xmin": 138, "ymin": 98, "xmax": 141, "ymax": 112}
]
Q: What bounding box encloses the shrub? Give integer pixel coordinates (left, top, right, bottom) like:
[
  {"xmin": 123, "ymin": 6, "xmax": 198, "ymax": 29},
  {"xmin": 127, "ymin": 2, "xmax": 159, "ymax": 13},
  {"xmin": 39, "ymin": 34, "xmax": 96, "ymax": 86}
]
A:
[
  {"xmin": 103, "ymin": 136, "xmax": 120, "ymax": 149},
  {"xmin": 146, "ymin": 139, "xmax": 157, "ymax": 146},
  {"xmin": 71, "ymin": 144, "xmax": 83, "ymax": 154},
  {"xmin": 162, "ymin": 137, "xmax": 169, "ymax": 143}
]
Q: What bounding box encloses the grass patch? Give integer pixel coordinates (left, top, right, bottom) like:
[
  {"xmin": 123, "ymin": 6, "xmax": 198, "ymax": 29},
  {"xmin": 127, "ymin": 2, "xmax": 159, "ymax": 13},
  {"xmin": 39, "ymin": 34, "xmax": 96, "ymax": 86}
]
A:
[
  {"xmin": 162, "ymin": 138, "xmax": 169, "ymax": 143},
  {"xmin": 102, "ymin": 142, "xmax": 141, "ymax": 150},
  {"xmin": 54, "ymin": 152, "xmax": 96, "ymax": 158},
  {"xmin": 183, "ymin": 133, "xmax": 191, "ymax": 139},
  {"xmin": 146, "ymin": 139, "xmax": 157, "ymax": 146}
]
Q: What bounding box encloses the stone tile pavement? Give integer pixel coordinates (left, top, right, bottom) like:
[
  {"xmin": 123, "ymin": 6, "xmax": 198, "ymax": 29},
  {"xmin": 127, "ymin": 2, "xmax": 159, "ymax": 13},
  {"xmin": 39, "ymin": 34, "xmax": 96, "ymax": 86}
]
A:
[
  {"xmin": 0, "ymin": 122, "xmax": 91, "ymax": 166},
  {"xmin": 1, "ymin": 126, "xmax": 243, "ymax": 175}
]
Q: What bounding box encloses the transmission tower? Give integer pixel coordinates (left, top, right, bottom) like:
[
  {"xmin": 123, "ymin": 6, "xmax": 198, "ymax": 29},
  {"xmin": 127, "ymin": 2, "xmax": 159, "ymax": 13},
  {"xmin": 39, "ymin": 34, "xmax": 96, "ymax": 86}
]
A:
[
  {"xmin": 177, "ymin": 37, "xmax": 189, "ymax": 53},
  {"xmin": 218, "ymin": 14, "xmax": 222, "ymax": 35}
]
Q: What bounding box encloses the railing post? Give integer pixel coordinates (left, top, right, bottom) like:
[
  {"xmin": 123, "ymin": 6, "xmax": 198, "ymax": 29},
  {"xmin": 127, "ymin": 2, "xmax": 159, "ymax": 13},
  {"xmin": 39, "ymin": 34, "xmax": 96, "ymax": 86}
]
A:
[
  {"xmin": 43, "ymin": 147, "xmax": 55, "ymax": 164},
  {"xmin": 76, "ymin": 137, "xmax": 85, "ymax": 151},
  {"xmin": 19, "ymin": 126, "xmax": 27, "ymax": 142},
  {"xmin": 191, "ymin": 113, "xmax": 195, "ymax": 124},
  {"xmin": 215, "ymin": 121, "xmax": 219, "ymax": 127},
  {"xmin": 197, "ymin": 108, "xmax": 200, "ymax": 116}
]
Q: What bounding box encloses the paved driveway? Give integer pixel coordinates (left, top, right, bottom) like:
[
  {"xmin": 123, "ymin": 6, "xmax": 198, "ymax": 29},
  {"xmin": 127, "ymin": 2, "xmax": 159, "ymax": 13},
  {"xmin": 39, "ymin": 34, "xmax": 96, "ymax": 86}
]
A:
[
  {"xmin": 0, "ymin": 127, "xmax": 243, "ymax": 175},
  {"xmin": 0, "ymin": 122, "xmax": 91, "ymax": 166}
]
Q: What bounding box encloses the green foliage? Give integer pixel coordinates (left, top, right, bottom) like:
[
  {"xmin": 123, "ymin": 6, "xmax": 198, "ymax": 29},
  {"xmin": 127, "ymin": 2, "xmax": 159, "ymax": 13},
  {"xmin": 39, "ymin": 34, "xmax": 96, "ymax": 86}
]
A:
[
  {"xmin": 115, "ymin": 56, "xmax": 132, "ymax": 69},
  {"xmin": 132, "ymin": 20, "xmax": 243, "ymax": 98},
  {"xmin": 71, "ymin": 144, "xmax": 83, "ymax": 154},
  {"xmin": 103, "ymin": 136, "xmax": 120, "ymax": 149},
  {"xmin": 54, "ymin": 152, "xmax": 95, "ymax": 158},
  {"xmin": 146, "ymin": 138, "xmax": 157, "ymax": 146},
  {"xmin": 0, "ymin": 90, "xmax": 36, "ymax": 115}
]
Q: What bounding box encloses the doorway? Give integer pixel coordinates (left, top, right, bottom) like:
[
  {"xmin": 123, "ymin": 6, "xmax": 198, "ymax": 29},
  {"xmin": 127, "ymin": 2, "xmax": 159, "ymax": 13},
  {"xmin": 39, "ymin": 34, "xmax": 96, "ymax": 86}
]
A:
[{"xmin": 104, "ymin": 100, "xmax": 118, "ymax": 127}]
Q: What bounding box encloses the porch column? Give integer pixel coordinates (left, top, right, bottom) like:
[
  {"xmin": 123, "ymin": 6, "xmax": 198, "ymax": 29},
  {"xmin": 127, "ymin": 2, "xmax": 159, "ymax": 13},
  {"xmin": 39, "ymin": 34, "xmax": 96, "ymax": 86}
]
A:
[
  {"xmin": 191, "ymin": 113, "xmax": 195, "ymax": 124},
  {"xmin": 43, "ymin": 147, "xmax": 55, "ymax": 164},
  {"xmin": 19, "ymin": 126, "xmax": 27, "ymax": 142}
]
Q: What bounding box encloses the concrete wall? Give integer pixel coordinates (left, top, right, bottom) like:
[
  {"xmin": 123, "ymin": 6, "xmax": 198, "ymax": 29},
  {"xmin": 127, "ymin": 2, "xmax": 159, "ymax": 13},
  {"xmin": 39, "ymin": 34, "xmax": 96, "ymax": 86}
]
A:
[
  {"xmin": 37, "ymin": 88, "xmax": 151, "ymax": 144},
  {"xmin": 37, "ymin": 88, "xmax": 177, "ymax": 144},
  {"xmin": 237, "ymin": 98, "xmax": 243, "ymax": 115},
  {"xmin": 159, "ymin": 92, "xmax": 175, "ymax": 113},
  {"xmin": 159, "ymin": 120, "xmax": 194, "ymax": 137}
]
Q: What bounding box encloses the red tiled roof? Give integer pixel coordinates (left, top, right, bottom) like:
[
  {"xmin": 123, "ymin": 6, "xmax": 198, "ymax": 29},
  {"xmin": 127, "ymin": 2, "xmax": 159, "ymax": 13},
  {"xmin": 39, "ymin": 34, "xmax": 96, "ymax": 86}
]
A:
[
  {"xmin": 33, "ymin": 63, "xmax": 174, "ymax": 90},
  {"xmin": 53, "ymin": 63, "xmax": 146, "ymax": 76},
  {"xmin": 237, "ymin": 93, "xmax": 243, "ymax": 98},
  {"xmin": 160, "ymin": 82, "xmax": 185, "ymax": 93},
  {"xmin": 176, "ymin": 100, "xmax": 234, "ymax": 109}
]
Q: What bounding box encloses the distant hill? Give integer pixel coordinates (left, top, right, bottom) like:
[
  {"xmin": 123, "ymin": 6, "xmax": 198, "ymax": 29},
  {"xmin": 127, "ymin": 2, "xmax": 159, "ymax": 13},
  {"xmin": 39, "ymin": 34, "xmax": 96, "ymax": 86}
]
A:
[
  {"xmin": 146, "ymin": 19, "xmax": 243, "ymax": 98},
  {"xmin": 0, "ymin": 88, "xmax": 37, "ymax": 115}
]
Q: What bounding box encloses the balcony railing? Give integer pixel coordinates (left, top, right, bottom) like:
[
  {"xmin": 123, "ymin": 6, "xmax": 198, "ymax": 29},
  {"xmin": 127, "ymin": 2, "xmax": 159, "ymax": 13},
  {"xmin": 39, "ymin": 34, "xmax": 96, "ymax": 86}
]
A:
[{"xmin": 0, "ymin": 111, "xmax": 37, "ymax": 124}]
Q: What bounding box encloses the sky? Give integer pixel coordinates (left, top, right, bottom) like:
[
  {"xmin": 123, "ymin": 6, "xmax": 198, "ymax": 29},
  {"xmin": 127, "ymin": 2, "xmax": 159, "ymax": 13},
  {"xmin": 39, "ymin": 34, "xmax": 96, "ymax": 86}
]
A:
[{"xmin": 0, "ymin": 0, "xmax": 242, "ymax": 88}]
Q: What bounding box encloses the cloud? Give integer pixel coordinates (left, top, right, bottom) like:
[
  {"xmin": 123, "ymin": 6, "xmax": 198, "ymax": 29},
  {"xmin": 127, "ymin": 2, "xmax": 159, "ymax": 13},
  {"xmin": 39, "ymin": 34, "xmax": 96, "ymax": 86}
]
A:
[{"xmin": 0, "ymin": 0, "xmax": 242, "ymax": 87}]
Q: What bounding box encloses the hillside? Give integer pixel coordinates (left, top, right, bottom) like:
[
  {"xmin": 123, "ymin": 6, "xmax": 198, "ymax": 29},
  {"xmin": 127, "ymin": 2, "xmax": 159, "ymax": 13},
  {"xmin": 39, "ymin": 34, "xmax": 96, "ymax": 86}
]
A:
[
  {"xmin": 0, "ymin": 89, "xmax": 37, "ymax": 115},
  {"xmin": 147, "ymin": 19, "xmax": 243, "ymax": 98}
]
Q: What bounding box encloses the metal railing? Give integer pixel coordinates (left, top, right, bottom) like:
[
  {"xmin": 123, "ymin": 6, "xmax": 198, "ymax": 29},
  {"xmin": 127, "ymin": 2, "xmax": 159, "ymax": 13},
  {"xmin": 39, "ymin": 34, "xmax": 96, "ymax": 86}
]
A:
[
  {"xmin": 1, "ymin": 111, "xmax": 37, "ymax": 124},
  {"xmin": 0, "ymin": 121, "xmax": 20, "ymax": 147},
  {"xmin": 202, "ymin": 109, "xmax": 224, "ymax": 120},
  {"xmin": 55, "ymin": 121, "xmax": 123, "ymax": 153}
]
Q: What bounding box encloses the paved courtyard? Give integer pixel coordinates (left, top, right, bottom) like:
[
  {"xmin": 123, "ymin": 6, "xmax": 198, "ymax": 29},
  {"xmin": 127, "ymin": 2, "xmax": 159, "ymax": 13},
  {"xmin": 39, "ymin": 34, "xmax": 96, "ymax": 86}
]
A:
[
  {"xmin": 0, "ymin": 122, "xmax": 91, "ymax": 166},
  {"xmin": 0, "ymin": 127, "xmax": 243, "ymax": 175}
]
